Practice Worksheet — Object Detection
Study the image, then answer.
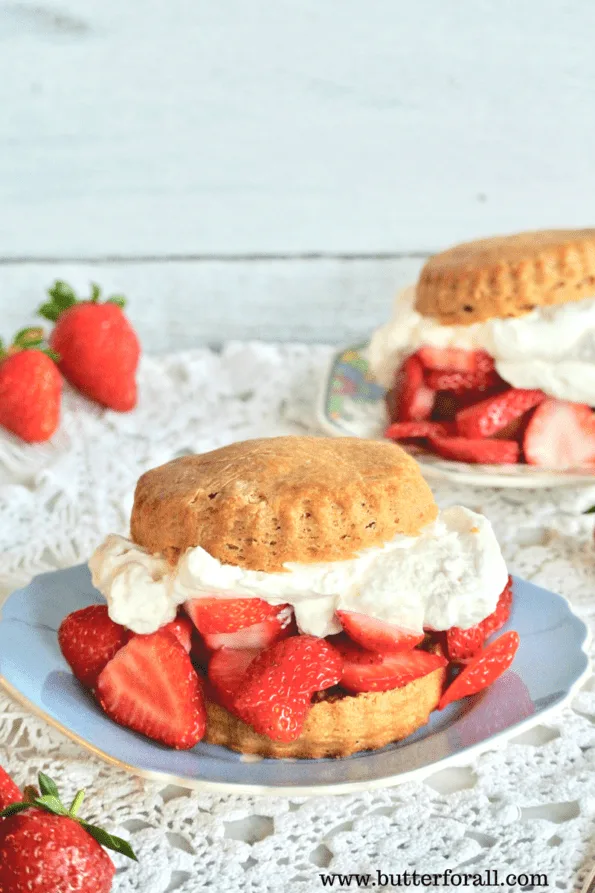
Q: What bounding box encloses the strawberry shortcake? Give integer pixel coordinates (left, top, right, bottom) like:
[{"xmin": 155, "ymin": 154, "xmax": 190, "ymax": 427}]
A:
[
  {"xmin": 58, "ymin": 437, "xmax": 519, "ymax": 757},
  {"xmin": 369, "ymin": 229, "xmax": 595, "ymax": 468}
]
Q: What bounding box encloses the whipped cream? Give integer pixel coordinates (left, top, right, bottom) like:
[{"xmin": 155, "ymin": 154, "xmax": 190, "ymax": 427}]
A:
[
  {"xmin": 368, "ymin": 286, "xmax": 595, "ymax": 405},
  {"xmin": 89, "ymin": 506, "xmax": 508, "ymax": 637}
]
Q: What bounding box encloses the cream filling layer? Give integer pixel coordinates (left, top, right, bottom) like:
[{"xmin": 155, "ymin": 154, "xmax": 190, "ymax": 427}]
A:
[
  {"xmin": 368, "ymin": 286, "xmax": 595, "ymax": 404},
  {"xmin": 89, "ymin": 506, "xmax": 507, "ymax": 637}
]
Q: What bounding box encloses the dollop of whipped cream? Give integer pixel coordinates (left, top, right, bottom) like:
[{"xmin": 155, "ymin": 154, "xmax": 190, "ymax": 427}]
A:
[
  {"xmin": 368, "ymin": 285, "xmax": 595, "ymax": 404},
  {"xmin": 88, "ymin": 506, "xmax": 508, "ymax": 637}
]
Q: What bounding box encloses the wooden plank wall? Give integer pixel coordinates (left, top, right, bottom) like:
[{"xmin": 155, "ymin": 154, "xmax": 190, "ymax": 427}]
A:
[{"xmin": 1, "ymin": 0, "xmax": 592, "ymax": 346}]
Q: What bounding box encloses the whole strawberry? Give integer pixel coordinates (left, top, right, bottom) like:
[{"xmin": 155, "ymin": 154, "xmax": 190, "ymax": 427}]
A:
[
  {"xmin": 0, "ymin": 771, "xmax": 136, "ymax": 892},
  {"xmin": 0, "ymin": 328, "xmax": 61, "ymax": 442},
  {"xmin": 0, "ymin": 764, "xmax": 22, "ymax": 811},
  {"xmin": 39, "ymin": 281, "xmax": 140, "ymax": 412}
]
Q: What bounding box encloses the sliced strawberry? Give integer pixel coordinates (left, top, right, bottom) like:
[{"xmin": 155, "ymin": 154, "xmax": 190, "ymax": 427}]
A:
[
  {"xmin": 416, "ymin": 347, "xmax": 501, "ymax": 394},
  {"xmin": 233, "ymin": 636, "xmax": 343, "ymax": 742},
  {"xmin": 524, "ymin": 399, "xmax": 595, "ymax": 468},
  {"xmin": 446, "ymin": 577, "xmax": 513, "ymax": 661},
  {"xmin": 332, "ymin": 635, "xmax": 447, "ymax": 693},
  {"xmin": 184, "ymin": 596, "xmax": 286, "ymax": 634},
  {"xmin": 393, "ymin": 355, "xmax": 436, "ymax": 421},
  {"xmin": 439, "ymin": 631, "xmax": 520, "ymax": 710},
  {"xmin": 202, "ymin": 609, "xmax": 294, "ymax": 651},
  {"xmin": 0, "ymin": 766, "xmax": 21, "ymax": 812},
  {"xmin": 385, "ymin": 420, "xmax": 454, "ymax": 441},
  {"xmin": 58, "ymin": 605, "xmax": 130, "ymax": 690},
  {"xmin": 337, "ymin": 611, "xmax": 423, "ymax": 653},
  {"xmin": 481, "ymin": 576, "xmax": 513, "ymax": 638},
  {"xmin": 425, "ymin": 369, "xmax": 502, "ymax": 394},
  {"xmin": 445, "ymin": 624, "xmax": 486, "ymax": 662},
  {"xmin": 161, "ymin": 615, "xmax": 193, "ymax": 653},
  {"xmin": 96, "ymin": 630, "xmax": 206, "ymax": 749},
  {"xmin": 416, "ymin": 347, "xmax": 492, "ymax": 373},
  {"xmin": 456, "ymin": 388, "xmax": 546, "ymax": 439},
  {"xmin": 427, "ymin": 434, "xmax": 520, "ymax": 465},
  {"xmin": 208, "ymin": 648, "xmax": 260, "ymax": 711}
]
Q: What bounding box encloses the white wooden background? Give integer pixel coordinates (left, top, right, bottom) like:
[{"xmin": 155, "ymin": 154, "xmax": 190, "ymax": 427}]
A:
[{"xmin": 1, "ymin": 0, "xmax": 594, "ymax": 345}]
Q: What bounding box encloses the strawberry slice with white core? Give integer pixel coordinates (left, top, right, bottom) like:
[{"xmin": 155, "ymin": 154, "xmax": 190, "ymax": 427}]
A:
[
  {"xmin": 208, "ymin": 648, "xmax": 260, "ymax": 711},
  {"xmin": 185, "ymin": 596, "xmax": 287, "ymax": 634},
  {"xmin": 523, "ymin": 399, "xmax": 595, "ymax": 468},
  {"xmin": 456, "ymin": 388, "xmax": 546, "ymax": 439},
  {"xmin": 160, "ymin": 615, "xmax": 193, "ymax": 652},
  {"xmin": 416, "ymin": 347, "xmax": 491, "ymax": 373},
  {"xmin": 96, "ymin": 630, "xmax": 206, "ymax": 749},
  {"xmin": 337, "ymin": 611, "xmax": 423, "ymax": 653},
  {"xmin": 332, "ymin": 635, "xmax": 447, "ymax": 693},
  {"xmin": 201, "ymin": 607, "xmax": 294, "ymax": 651},
  {"xmin": 428, "ymin": 434, "xmax": 520, "ymax": 465},
  {"xmin": 394, "ymin": 355, "xmax": 436, "ymax": 421}
]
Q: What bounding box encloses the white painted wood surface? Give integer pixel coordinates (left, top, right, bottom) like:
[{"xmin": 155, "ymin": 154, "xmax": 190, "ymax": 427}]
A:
[
  {"xmin": 1, "ymin": 0, "xmax": 594, "ymax": 259},
  {"xmin": 0, "ymin": 257, "xmax": 424, "ymax": 347}
]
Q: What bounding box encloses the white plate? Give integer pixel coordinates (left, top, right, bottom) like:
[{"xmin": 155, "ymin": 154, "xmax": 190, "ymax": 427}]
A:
[{"xmin": 318, "ymin": 343, "xmax": 595, "ymax": 488}]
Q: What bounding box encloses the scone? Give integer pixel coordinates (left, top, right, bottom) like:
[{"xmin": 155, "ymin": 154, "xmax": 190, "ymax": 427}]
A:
[
  {"xmin": 59, "ymin": 436, "xmax": 518, "ymax": 758},
  {"xmin": 369, "ymin": 229, "xmax": 595, "ymax": 469}
]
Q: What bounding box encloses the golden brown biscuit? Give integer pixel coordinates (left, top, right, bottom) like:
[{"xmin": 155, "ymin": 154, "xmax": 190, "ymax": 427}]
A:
[
  {"xmin": 416, "ymin": 229, "xmax": 595, "ymax": 325},
  {"xmin": 204, "ymin": 666, "xmax": 446, "ymax": 758},
  {"xmin": 131, "ymin": 436, "xmax": 437, "ymax": 572}
]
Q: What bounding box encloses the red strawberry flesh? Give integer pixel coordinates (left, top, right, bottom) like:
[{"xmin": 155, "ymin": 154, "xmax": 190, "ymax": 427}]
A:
[
  {"xmin": 428, "ymin": 434, "xmax": 520, "ymax": 465},
  {"xmin": 0, "ymin": 766, "xmax": 21, "ymax": 812},
  {"xmin": 185, "ymin": 596, "xmax": 288, "ymax": 634},
  {"xmin": 385, "ymin": 421, "xmax": 454, "ymax": 441},
  {"xmin": 446, "ymin": 576, "xmax": 513, "ymax": 661},
  {"xmin": 161, "ymin": 615, "xmax": 193, "ymax": 652},
  {"xmin": 233, "ymin": 636, "xmax": 343, "ymax": 741},
  {"xmin": 416, "ymin": 347, "xmax": 492, "ymax": 373},
  {"xmin": 208, "ymin": 648, "xmax": 260, "ymax": 711},
  {"xmin": 49, "ymin": 301, "xmax": 140, "ymax": 412},
  {"xmin": 58, "ymin": 605, "xmax": 130, "ymax": 690},
  {"xmin": 439, "ymin": 630, "xmax": 520, "ymax": 710},
  {"xmin": 393, "ymin": 355, "xmax": 435, "ymax": 421},
  {"xmin": 524, "ymin": 399, "xmax": 595, "ymax": 468},
  {"xmin": 0, "ymin": 349, "xmax": 62, "ymax": 443},
  {"xmin": 337, "ymin": 610, "xmax": 423, "ymax": 652},
  {"xmin": 97, "ymin": 630, "xmax": 206, "ymax": 749},
  {"xmin": 332, "ymin": 635, "xmax": 447, "ymax": 693},
  {"xmin": 0, "ymin": 810, "xmax": 115, "ymax": 893},
  {"xmin": 201, "ymin": 609, "xmax": 294, "ymax": 651},
  {"xmin": 456, "ymin": 388, "xmax": 546, "ymax": 439}
]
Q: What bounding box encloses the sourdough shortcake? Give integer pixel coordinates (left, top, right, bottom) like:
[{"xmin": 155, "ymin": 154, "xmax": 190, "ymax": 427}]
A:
[
  {"xmin": 58, "ymin": 437, "xmax": 519, "ymax": 758},
  {"xmin": 370, "ymin": 229, "xmax": 595, "ymax": 468}
]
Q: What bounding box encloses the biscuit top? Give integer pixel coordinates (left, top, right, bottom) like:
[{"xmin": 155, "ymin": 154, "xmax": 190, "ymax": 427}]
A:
[
  {"xmin": 130, "ymin": 436, "xmax": 437, "ymax": 572},
  {"xmin": 415, "ymin": 228, "xmax": 595, "ymax": 325}
]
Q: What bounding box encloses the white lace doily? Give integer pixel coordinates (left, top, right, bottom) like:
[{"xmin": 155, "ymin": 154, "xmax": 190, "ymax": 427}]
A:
[{"xmin": 1, "ymin": 342, "xmax": 595, "ymax": 892}]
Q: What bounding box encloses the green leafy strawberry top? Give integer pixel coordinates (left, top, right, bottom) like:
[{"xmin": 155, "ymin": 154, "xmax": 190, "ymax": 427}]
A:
[
  {"xmin": 39, "ymin": 281, "xmax": 127, "ymax": 323},
  {"xmin": 0, "ymin": 328, "xmax": 59, "ymax": 362},
  {"xmin": 0, "ymin": 772, "xmax": 137, "ymax": 861}
]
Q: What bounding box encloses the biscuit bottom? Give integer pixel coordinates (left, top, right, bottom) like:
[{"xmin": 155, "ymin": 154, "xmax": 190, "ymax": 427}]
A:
[{"xmin": 204, "ymin": 667, "xmax": 447, "ymax": 759}]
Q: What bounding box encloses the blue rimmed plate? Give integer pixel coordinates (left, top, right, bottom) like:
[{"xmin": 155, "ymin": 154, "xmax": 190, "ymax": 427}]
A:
[
  {"xmin": 0, "ymin": 565, "xmax": 590, "ymax": 796},
  {"xmin": 318, "ymin": 343, "xmax": 595, "ymax": 488}
]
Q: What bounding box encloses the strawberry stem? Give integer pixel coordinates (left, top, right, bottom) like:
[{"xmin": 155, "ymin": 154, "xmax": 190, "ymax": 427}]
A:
[
  {"xmin": 0, "ymin": 772, "xmax": 137, "ymax": 861},
  {"xmin": 69, "ymin": 789, "xmax": 85, "ymax": 818},
  {"xmin": 0, "ymin": 329, "xmax": 60, "ymax": 363},
  {"xmin": 38, "ymin": 280, "xmax": 127, "ymax": 322}
]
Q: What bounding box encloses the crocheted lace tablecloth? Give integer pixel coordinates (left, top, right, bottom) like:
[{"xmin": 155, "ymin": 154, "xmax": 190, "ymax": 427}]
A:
[{"xmin": 1, "ymin": 343, "xmax": 595, "ymax": 893}]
